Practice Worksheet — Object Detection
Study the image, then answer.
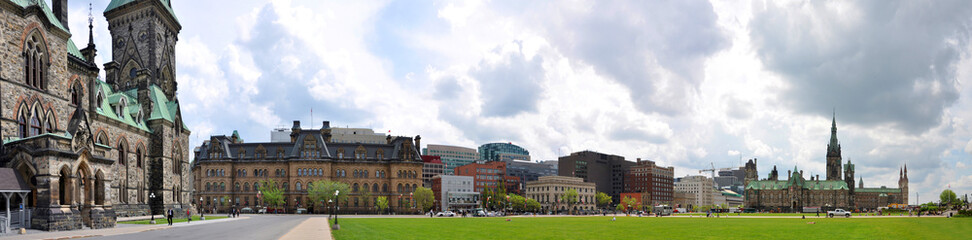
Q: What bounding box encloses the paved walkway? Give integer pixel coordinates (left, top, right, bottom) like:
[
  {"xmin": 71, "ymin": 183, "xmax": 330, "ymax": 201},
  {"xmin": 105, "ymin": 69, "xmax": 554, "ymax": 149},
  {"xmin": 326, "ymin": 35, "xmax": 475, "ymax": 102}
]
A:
[
  {"xmin": 0, "ymin": 216, "xmax": 244, "ymax": 240},
  {"xmin": 279, "ymin": 217, "xmax": 333, "ymax": 240}
]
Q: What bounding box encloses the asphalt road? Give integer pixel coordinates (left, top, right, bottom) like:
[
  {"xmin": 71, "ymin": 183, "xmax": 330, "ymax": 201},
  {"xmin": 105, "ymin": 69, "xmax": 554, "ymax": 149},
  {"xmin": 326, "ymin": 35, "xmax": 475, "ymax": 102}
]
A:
[{"xmin": 84, "ymin": 215, "xmax": 316, "ymax": 240}]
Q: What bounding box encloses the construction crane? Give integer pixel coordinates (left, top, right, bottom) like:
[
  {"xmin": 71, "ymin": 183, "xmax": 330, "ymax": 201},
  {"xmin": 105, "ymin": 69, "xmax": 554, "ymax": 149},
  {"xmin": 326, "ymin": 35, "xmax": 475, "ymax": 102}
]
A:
[{"xmin": 699, "ymin": 162, "xmax": 740, "ymax": 178}]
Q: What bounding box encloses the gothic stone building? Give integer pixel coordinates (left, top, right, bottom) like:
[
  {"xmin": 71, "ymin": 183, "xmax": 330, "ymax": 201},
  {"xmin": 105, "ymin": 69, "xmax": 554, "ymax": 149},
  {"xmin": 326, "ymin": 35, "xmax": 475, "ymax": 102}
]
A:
[
  {"xmin": 191, "ymin": 121, "xmax": 424, "ymax": 214},
  {"xmin": 0, "ymin": 0, "xmax": 191, "ymax": 231},
  {"xmin": 744, "ymin": 115, "xmax": 908, "ymax": 212}
]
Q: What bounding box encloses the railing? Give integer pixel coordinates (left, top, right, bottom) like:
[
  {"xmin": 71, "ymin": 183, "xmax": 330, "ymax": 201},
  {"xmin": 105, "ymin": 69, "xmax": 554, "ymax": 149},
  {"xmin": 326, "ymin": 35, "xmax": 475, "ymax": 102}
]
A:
[{"xmin": 0, "ymin": 208, "xmax": 31, "ymax": 233}]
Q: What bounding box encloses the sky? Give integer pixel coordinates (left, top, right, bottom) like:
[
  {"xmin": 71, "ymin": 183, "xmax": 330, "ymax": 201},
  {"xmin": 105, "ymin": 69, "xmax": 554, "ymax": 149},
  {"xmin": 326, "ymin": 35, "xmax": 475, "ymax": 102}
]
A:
[{"xmin": 63, "ymin": 0, "xmax": 972, "ymax": 204}]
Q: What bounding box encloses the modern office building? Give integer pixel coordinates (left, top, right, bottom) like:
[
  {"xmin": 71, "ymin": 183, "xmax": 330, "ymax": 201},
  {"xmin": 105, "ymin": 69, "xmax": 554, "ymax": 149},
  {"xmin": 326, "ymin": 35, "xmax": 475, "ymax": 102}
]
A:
[
  {"xmin": 558, "ymin": 151, "xmax": 635, "ymax": 203},
  {"xmin": 524, "ymin": 176, "xmax": 596, "ymax": 213},
  {"xmin": 506, "ymin": 160, "xmax": 558, "ymax": 184},
  {"xmin": 675, "ymin": 175, "xmax": 716, "ymax": 208},
  {"xmin": 423, "ymin": 144, "xmax": 479, "ymax": 175},
  {"xmin": 479, "ymin": 142, "xmax": 531, "ymax": 162},
  {"xmin": 454, "ymin": 161, "xmax": 521, "ymax": 194},
  {"xmin": 192, "ymin": 121, "xmax": 424, "ymax": 214},
  {"xmin": 714, "ymin": 167, "xmax": 746, "ymax": 193},
  {"xmin": 623, "ymin": 159, "xmax": 674, "ymax": 206},
  {"xmin": 431, "ymin": 175, "xmax": 479, "ymax": 212},
  {"xmin": 421, "ymin": 155, "xmax": 445, "ymax": 188}
]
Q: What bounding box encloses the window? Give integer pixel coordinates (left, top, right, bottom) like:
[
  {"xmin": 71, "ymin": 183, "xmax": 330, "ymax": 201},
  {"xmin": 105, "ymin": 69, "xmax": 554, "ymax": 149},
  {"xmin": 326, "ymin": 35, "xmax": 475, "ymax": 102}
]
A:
[
  {"xmin": 45, "ymin": 116, "xmax": 53, "ymax": 133},
  {"xmin": 70, "ymin": 83, "xmax": 82, "ymax": 105},
  {"xmin": 29, "ymin": 110, "xmax": 41, "ymax": 136},
  {"xmin": 136, "ymin": 148, "xmax": 143, "ymax": 168},
  {"xmin": 17, "ymin": 113, "xmax": 27, "ymax": 138},
  {"xmin": 296, "ymin": 182, "xmax": 302, "ymax": 191},
  {"xmin": 24, "ymin": 35, "xmax": 47, "ymax": 89},
  {"xmin": 118, "ymin": 144, "xmax": 127, "ymax": 166}
]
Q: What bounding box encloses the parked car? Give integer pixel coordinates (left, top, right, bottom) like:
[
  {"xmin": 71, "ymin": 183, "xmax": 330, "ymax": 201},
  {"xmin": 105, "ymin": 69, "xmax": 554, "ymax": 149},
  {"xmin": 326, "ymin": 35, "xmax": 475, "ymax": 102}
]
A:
[
  {"xmin": 257, "ymin": 208, "xmax": 267, "ymax": 214},
  {"xmin": 828, "ymin": 209, "xmax": 851, "ymax": 218},
  {"xmin": 296, "ymin": 208, "xmax": 307, "ymax": 214},
  {"xmin": 436, "ymin": 211, "xmax": 456, "ymax": 217},
  {"xmin": 240, "ymin": 207, "xmax": 254, "ymax": 213}
]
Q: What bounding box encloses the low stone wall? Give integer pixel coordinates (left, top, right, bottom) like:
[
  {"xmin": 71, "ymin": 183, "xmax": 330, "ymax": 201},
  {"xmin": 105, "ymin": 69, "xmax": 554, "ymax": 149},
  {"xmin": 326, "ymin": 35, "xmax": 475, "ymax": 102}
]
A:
[
  {"xmin": 88, "ymin": 207, "xmax": 116, "ymax": 229},
  {"xmin": 113, "ymin": 204, "xmax": 150, "ymax": 218},
  {"xmin": 31, "ymin": 207, "xmax": 82, "ymax": 231}
]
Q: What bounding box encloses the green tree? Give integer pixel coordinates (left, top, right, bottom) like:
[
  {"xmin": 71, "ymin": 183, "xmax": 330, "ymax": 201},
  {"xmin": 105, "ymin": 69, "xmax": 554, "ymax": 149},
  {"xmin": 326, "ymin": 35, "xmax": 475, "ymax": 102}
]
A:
[
  {"xmin": 308, "ymin": 180, "xmax": 350, "ymax": 213},
  {"xmin": 561, "ymin": 188, "xmax": 579, "ymax": 215},
  {"xmin": 525, "ymin": 198, "xmax": 541, "ymax": 212},
  {"xmin": 941, "ymin": 189, "xmax": 959, "ymax": 208},
  {"xmin": 376, "ymin": 196, "xmax": 389, "ymax": 214},
  {"xmin": 413, "ymin": 187, "xmax": 435, "ymax": 213},
  {"xmin": 596, "ymin": 192, "xmax": 612, "ymax": 211},
  {"xmin": 361, "ymin": 188, "xmax": 374, "ymax": 213},
  {"xmin": 258, "ymin": 179, "xmax": 284, "ymax": 211},
  {"xmin": 620, "ymin": 196, "xmax": 640, "ymax": 214},
  {"xmin": 509, "ymin": 194, "xmax": 526, "ymax": 212}
]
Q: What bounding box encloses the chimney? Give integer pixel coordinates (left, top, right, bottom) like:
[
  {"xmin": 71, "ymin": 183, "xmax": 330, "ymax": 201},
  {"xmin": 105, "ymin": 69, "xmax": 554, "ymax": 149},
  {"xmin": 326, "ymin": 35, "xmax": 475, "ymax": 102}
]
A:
[
  {"xmin": 799, "ymin": 170, "xmax": 803, "ymax": 177},
  {"xmin": 415, "ymin": 135, "xmax": 421, "ymax": 151},
  {"xmin": 788, "ymin": 170, "xmax": 791, "ymax": 178},
  {"xmin": 52, "ymin": 0, "xmax": 69, "ymax": 31},
  {"xmin": 817, "ymin": 175, "xmax": 820, "ymax": 181},
  {"xmin": 290, "ymin": 120, "xmax": 301, "ymax": 142},
  {"xmin": 322, "ymin": 121, "xmax": 330, "ymax": 129}
]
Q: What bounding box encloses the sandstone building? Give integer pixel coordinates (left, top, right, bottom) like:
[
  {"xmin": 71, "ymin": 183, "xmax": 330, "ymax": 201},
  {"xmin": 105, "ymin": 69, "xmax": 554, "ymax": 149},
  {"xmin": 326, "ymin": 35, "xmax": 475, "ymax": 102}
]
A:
[
  {"xmin": 744, "ymin": 115, "xmax": 908, "ymax": 211},
  {"xmin": 0, "ymin": 0, "xmax": 191, "ymax": 230},
  {"xmin": 191, "ymin": 121, "xmax": 423, "ymax": 214}
]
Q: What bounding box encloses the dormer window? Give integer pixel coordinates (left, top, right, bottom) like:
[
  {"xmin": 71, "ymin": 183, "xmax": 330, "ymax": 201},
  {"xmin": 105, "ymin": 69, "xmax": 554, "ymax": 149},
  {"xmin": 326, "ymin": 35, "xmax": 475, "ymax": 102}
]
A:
[
  {"xmin": 117, "ymin": 99, "xmax": 127, "ymax": 118},
  {"xmin": 96, "ymin": 91, "xmax": 104, "ymax": 108}
]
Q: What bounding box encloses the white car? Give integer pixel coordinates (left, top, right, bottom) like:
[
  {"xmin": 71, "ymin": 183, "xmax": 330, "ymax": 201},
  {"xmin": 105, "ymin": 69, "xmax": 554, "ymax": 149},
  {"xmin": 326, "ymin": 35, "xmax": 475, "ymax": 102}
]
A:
[
  {"xmin": 436, "ymin": 211, "xmax": 456, "ymax": 217},
  {"xmin": 827, "ymin": 209, "xmax": 851, "ymax": 218}
]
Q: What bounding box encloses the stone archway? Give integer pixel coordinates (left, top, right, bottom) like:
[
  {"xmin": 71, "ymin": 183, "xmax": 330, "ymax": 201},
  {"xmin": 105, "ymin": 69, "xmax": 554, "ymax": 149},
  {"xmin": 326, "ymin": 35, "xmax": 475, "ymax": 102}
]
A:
[{"xmin": 75, "ymin": 158, "xmax": 94, "ymax": 227}]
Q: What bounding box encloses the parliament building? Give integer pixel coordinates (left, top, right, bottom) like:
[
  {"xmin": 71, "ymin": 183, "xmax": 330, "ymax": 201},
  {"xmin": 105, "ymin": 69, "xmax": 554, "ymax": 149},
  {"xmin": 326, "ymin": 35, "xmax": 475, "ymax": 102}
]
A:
[
  {"xmin": 191, "ymin": 121, "xmax": 424, "ymax": 214},
  {"xmin": 0, "ymin": 0, "xmax": 191, "ymax": 231},
  {"xmin": 744, "ymin": 115, "xmax": 908, "ymax": 212}
]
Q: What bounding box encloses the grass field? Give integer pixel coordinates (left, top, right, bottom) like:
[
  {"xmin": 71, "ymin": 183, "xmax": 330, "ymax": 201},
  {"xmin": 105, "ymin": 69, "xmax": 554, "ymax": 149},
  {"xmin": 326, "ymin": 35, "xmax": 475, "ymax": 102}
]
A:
[
  {"xmin": 331, "ymin": 216, "xmax": 971, "ymax": 240},
  {"xmin": 118, "ymin": 216, "xmax": 228, "ymax": 225}
]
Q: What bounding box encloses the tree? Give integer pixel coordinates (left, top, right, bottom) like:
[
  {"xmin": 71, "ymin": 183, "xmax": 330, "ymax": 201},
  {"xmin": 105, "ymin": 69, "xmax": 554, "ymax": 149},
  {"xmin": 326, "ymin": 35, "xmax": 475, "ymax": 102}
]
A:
[
  {"xmin": 561, "ymin": 188, "xmax": 578, "ymax": 215},
  {"xmin": 525, "ymin": 198, "xmax": 541, "ymax": 212},
  {"xmin": 509, "ymin": 194, "xmax": 526, "ymax": 212},
  {"xmin": 308, "ymin": 180, "xmax": 350, "ymax": 213},
  {"xmin": 258, "ymin": 179, "xmax": 284, "ymax": 212},
  {"xmin": 413, "ymin": 187, "xmax": 435, "ymax": 213},
  {"xmin": 941, "ymin": 189, "xmax": 959, "ymax": 208},
  {"xmin": 376, "ymin": 196, "xmax": 389, "ymax": 214},
  {"xmin": 596, "ymin": 192, "xmax": 612, "ymax": 211},
  {"xmin": 619, "ymin": 196, "xmax": 640, "ymax": 214},
  {"xmin": 361, "ymin": 188, "xmax": 374, "ymax": 213}
]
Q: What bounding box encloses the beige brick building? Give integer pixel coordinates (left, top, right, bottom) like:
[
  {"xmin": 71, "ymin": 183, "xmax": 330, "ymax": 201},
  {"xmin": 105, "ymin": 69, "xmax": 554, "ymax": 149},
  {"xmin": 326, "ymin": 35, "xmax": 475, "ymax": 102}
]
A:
[
  {"xmin": 191, "ymin": 121, "xmax": 423, "ymax": 214},
  {"xmin": 524, "ymin": 176, "xmax": 596, "ymax": 213}
]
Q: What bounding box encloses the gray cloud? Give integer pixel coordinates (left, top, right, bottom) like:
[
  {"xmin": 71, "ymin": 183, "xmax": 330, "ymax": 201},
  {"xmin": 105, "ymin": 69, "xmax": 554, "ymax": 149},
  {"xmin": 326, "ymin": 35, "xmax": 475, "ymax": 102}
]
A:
[
  {"xmin": 750, "ymin": 0, "xmax": 972, "ymax": 133},
  {"xmin": 535, "ymin": 0, "xmax": 728, "ymax": 116},
  {"xmin": 470, "ymin": 41, "xmax": 545, "ymax": 117}
]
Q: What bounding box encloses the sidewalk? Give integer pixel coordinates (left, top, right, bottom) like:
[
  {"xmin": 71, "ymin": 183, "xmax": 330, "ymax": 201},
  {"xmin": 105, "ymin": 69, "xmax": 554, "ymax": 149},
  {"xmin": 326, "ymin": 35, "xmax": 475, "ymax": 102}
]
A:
[
  {"xmin": 0, "ymin": 216, "xmax": 245, "ymax": 240},
  {"xmin": 279, "ymin": 217, "xmax": 332, "ymax": 240}
]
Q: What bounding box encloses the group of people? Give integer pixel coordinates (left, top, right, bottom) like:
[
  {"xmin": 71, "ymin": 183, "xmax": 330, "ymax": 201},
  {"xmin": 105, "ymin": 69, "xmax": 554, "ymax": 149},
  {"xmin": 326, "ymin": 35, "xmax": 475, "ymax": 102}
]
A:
[{"xmin": 164, "ymin": 208, "xmax": 195, "ymax": 226}]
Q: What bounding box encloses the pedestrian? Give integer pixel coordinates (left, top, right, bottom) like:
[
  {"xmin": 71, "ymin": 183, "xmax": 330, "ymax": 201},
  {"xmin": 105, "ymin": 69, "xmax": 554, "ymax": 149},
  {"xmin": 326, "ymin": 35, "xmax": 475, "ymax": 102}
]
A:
[
  {"xmin": 167, "ymin": 208, "xmax": 174, "ymax": 226},
  {"xmin": 187, "ymin": 209, "xmax": 192, "ymax": 223}
]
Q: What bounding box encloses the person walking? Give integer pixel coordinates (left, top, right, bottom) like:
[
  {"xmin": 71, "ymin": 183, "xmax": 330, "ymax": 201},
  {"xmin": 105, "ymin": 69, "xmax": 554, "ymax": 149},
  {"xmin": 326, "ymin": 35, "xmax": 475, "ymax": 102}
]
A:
[
  {"xmin": 187, "ymin": 209, "xmax": 192, "ymax": 223},
  {"xmin": 166, "ymin": 208, "xmax": 174, "ymax": 226}
]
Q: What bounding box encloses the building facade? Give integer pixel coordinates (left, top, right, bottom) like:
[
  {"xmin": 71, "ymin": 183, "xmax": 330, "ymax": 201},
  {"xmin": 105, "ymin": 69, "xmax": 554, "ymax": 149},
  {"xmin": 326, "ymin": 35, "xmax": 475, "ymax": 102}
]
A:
[
  {"xmin": 505, "ymin": 159, "xmax": 557, "ymax": 185},
  {"xmin": 524, "ymin": 176, "xmax": 596, "ymax": 213},
  {"xmin": 191, "ymin": 121, "xmax": 423, "ymax": 214},
  {"xmin": 422, "ymin": 144, "xmax": 478, "ymax": 175},
  {"xmin": 558, "ymin": 151, "xmax": 634, "ymax": 203},
  {"xmin": 454, "ymin": 161, "xmax": 521, "ymax": 194},
  {"xmin": 0, "ymin": 0, "xmax": 191, "ymax": 231},
  {"xmin": 478, "ymin": 142, "xmax": 530, "ymax": 162},
  {"xmin": 623, "ymin": 158, "xmax": 674, "ymax": 206},
  {"xmin": 421, "ymin": 155, "xmax": 444, "ymax": 188},
  {"xmin": 743, "ymin": 115, "xmax": 908, "ymax": 211},
  {"xmin": 431, "ymin": 175, "xmax": 478, "ymax": 212},
  {"xmin": 675, "ymin": 175, "xmax": 715, "ymax": 208}
]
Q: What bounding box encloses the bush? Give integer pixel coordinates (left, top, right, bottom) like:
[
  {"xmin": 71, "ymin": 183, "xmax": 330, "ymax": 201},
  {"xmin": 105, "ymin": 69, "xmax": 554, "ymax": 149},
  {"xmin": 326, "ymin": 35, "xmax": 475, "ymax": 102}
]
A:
[{"xmin": 956, "ymin": 210, "xmax": 972, "ymax": 217}]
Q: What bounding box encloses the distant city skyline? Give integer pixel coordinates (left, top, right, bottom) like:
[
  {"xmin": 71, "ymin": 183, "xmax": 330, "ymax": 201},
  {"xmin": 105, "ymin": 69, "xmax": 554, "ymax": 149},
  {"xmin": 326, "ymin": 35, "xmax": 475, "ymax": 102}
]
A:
[{"xmin": 63, "ymin": 0, "xmax": 972, "ymax": 203}]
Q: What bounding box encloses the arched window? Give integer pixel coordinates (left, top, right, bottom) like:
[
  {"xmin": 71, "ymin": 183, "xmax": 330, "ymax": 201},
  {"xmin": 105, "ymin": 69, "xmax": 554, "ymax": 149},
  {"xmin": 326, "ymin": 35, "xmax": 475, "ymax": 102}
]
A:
[
  {"xmin": 206, "ymin": 183, "xmax": 211, "ymax": 191},
  {"xmin": 383, "ymin": 184, "xmax": 388, "ymax": 192},
  {"xmin": 253, "ymin": 182, "xmax": 260, "ymax": 191},
  {"xmin": 397, "ymin": 184, "xmax": 403, "ymax": 193},
  {"xmin": 29, "ymin": 110, "xmax": 41, "ymax": 136},
  {"xmin": 363, "ymin": 183, "xmax": 369, "ymax": 193},
  {"xmin": 244, "ymin": 183, "xmax": 250, "ymax": 192},
  {"xmin": 58, "ymin": 168, "xmax": 70, "ymax": 205},
  {"xmin": 118, "ymin": 143, "xmax": 127, "ymax": 166},
  {"xmin": 220, "ymin": 182, "xmax": 225, "ymax": 191},
  {"xmin": 24, "ymin": 34, "xmax": 47, "ymax": 89},
  {"xmin": 353, "ymin": 183, "xmax": 359, "ymax": 192},
  {"xmin": 372, "ymin": 184, "xmax": 378, "ymax": 192},
  {"xmin": 136, "ymin": 148, "xmax": 143, "ymax": 168},
  {"xmin": 17, "ymin": 113, "xmax": 27, "ymax": 138},
  {"xmin": 363, "ymin": 170, "xmax": 368, "ymax": 178},
  {"xmin": 235, "ymin": 183, "xmax": 241, "ymax": 191},
  {"xmin": 296, "ymin": 182, "xmax": 302, "ymax": 191},
  {"xmin": 44, "ymin": 116, "xmax": 54, "ymax": 133},
  {"xmin": 70, "ymin": 83, "xmax": 82, "ymax": 106},
  {"xmin": 282, "ymin": 182, "xmax": 289, "ymax": 191}
]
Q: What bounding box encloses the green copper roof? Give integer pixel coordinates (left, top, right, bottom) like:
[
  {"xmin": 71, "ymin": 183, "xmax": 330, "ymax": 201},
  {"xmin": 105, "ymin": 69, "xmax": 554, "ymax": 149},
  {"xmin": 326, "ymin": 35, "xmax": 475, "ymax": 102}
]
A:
[
  {"xmin": 67, "ymin": 39, "xmax": 86, "ymax": 61},
  {"xmin": 146, "ymin": 85, "xmax": 178, "ymax": 122},
  {"xmin": 857, "ymin": 187, "xmax": 901, "ymax": 193},
  {"xmin": 11, "ymin": 0, "xmax": 70, "ymax": 33},
  {"xmin": 105, "ymin": 0, "xmax": 180, "ymax": 24},
  {"xmin": 746, "ymin": 180, "xmax": 848, "ymax": 191},
  {"xmin": 94, "ymin": 80, "xmax": 150, "ymax": 132}
]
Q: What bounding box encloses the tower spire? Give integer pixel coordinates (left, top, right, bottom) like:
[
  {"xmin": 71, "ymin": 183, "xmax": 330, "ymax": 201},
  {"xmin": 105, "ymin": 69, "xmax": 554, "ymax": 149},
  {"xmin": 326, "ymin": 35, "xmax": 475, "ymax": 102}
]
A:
[{"xmin": 87, "ymin": 3, "xmax": 94, "ymax": 46}]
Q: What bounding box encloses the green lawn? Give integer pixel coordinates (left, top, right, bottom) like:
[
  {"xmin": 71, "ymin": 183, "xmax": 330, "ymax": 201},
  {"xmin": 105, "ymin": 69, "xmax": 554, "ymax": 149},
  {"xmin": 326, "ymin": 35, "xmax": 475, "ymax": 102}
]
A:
[
  {"xmin": 118, "ymin": 216, "xmax": 228, "ymax": 225},
  {"xmin": 331, "ymin": 216, "xmax": 971, "ymax": 240}
]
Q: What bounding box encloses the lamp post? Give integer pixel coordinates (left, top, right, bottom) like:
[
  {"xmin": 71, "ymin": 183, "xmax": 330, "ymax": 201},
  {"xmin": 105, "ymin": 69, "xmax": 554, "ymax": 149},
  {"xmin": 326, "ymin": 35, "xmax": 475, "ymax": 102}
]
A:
[
  {"xmin": 199, "ymin": 197, "xmax": 205, "ymax": 220},
  {"xmin": 149, "ymin": 193, "xmax": 157, "ymax": 224},
  {"xmin": 334, "ymin": 190, "xmax": 340, "ymax": 225},
  {"xmin": 411, "ymin": 192, "xmax": 414, "ymax": 212}
]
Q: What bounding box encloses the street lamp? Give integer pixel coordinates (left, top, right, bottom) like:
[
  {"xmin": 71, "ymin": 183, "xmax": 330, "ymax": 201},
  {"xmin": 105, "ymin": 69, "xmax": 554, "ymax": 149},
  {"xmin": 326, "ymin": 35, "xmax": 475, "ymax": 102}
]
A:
[
  {"xmin": 411, "ymin": 192, "xmax": 414, "ymax": 212},
  {"xmin": 149, "ymin": 193, "xmax": 157, "ymax": 224},
  {"xmin": 199, "ymin": 197, "xmax": 205, "ymax": 220},
  {"xmin": 334, "ymin": 190, "xmax": 340, "ymax": 225}
]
